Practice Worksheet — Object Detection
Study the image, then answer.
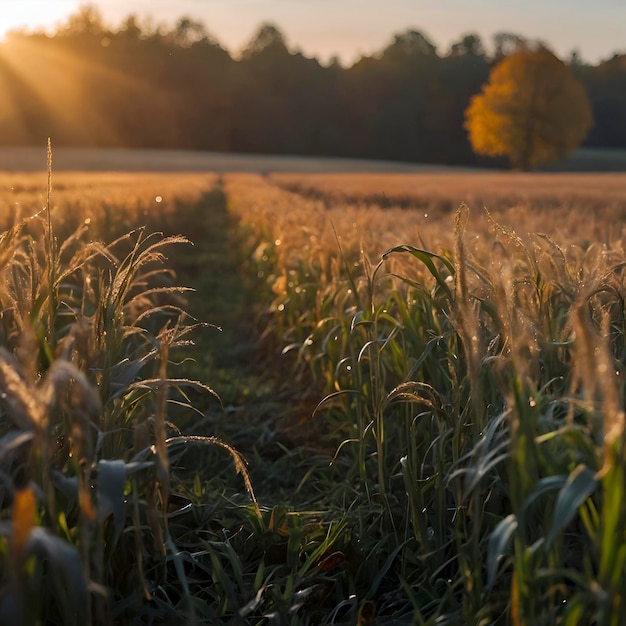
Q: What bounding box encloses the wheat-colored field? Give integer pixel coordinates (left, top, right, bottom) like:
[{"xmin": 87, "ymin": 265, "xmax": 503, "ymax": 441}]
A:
[
  {"xmin": 2, "ymin": 167, "xmax": 623, "ymax": 267},
  {"xmin": 269, "ymin": 171, "xmax": 626, "ymax": 248},
  {"xmin": 2, "ymin": 162, "xmax": 626, "ymax": 624},
  {"xmin": 0, "ymin": 171, "xmax": 216, "ymax": 231},
  {"xmin": 0, "ymin": 146, "xmax": 460, "ymax": 173},
  {"xmin": 223, "ymin": 171, "xmax": 626, "ymax": 288},
  {"xmin": 270, "ymin": 171, "xmax": 626, "ymax": 202},
  {"xmin": 2, "ymin": 167, "xmax": 623, "ymax": 270}
]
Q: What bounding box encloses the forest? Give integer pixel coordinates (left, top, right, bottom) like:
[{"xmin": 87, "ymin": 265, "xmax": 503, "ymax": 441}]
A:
[{"xmin": 0, "ymin": 5, "xmax": 625, "ymax": 166}]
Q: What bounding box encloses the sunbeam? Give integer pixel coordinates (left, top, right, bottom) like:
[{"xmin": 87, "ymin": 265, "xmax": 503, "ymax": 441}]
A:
[{"xmin": 0, "ymin": 35, "xmax": 172, "ymax": 146}]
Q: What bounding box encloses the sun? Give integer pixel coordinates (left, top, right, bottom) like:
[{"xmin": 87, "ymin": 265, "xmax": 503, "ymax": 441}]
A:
[{"xmin": 0, "ymin": 1, "xmax": 80, "ymax": 40}]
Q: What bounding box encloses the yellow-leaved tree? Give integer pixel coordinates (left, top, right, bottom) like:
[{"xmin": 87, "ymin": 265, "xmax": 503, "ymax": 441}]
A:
[{"xmin": 464, "ymin": 48, "xmax": 593, "ymax": 170}]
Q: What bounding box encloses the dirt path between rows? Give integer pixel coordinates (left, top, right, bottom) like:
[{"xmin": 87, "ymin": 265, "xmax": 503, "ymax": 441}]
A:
[{"xmin": 168, "ymin": 182, "xmax": 327, "ymax": 503}]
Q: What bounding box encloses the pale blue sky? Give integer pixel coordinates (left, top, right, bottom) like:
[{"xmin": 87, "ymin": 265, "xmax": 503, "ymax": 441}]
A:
[{"xmin": 2, "ymin": 0, "xmax": 624, "ymax": 64}]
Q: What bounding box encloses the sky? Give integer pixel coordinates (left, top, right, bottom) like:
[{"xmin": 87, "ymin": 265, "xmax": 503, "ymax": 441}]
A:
[{"xmin": 1, "ymin": 0, "xmax": 625, "ymax": 65}]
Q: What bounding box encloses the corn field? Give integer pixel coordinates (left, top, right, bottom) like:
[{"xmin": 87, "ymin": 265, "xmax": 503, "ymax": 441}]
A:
[{"xmin": 1, "ymin": 159, "xmax": 626, "ymax": 624}]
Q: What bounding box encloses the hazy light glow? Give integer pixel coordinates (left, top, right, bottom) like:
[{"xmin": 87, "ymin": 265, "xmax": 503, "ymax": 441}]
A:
[
  {"xmin": 0, "ymin": 36, "xmax": 129, "ymax": 144},
  {"xmin": 0, "ymin": 1, "xmax": 82, "ymax": 39},
  {"xmin": 2, "ymin": 0, "xmax": 625, "ymax": 65}
]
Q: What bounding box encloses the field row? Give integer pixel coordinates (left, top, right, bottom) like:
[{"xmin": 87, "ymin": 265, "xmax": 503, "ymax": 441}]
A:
[
  {"xmin": 3, "ymin": 168, "xmax": 626, "ymax": 250},
  {"xmin": 223, "ymin": 171, "xmax": 626, "ymax": 624},
  {"xmin": 1, "ymin": 168, "xmax": 626, "ymax": 623}
]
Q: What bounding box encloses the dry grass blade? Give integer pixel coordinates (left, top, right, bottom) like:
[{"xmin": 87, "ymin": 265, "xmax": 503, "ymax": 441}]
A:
[
  {"xmin": 166, "ymin": 435, "xmax": 261, "ymax": 519},
  {"xmin": 0, "ymin": 348, "xmax": 44, "ymax": 430}
]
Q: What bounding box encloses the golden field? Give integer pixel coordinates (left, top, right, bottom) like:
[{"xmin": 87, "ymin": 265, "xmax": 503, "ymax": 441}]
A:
[
  {"xmin": 269, "ymin": 170, "xmax": 626, "ymax": 247},
  {"xmin": 2, "ymin": 161, "xmax": 626, "ymax": 624}
]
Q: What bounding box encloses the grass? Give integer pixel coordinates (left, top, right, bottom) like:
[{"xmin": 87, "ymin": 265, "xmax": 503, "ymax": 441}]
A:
[
  {"xmin": 1, "ymin": 161, "xmax": 626, "ymax": 624},
  {"xmin": 544, "ymin": 147, "xmax": 626, "ymax": 172}
]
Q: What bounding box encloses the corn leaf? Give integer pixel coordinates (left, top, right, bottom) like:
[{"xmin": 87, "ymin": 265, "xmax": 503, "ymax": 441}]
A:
[
  {"xmin": 487, "ymin": 513, "xmax": 518, "ymax": 591},
  {"xmin": 546, "ymin": 464, "xmax": 598, "ymax": 548}
]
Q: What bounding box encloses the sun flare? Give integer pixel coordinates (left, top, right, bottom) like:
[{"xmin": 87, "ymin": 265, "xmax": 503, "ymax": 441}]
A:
[{"xmin": 0, "ymin": 1, "xmax": 79, "ymax": 40}]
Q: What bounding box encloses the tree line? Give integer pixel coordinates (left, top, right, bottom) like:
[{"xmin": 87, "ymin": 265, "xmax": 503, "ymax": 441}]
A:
[{"xmin": 0, "ymin": 5, "xmax": 624, "ymax": 166}]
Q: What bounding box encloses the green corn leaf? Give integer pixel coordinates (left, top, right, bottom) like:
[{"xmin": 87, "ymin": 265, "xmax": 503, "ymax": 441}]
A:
[
  {"xmin": 369, "ymin": 540, "xmax": 410, "ymax": 597},
  {"xmin": 546, "ymin": 464, "xmax": 598, "ymax": 549},
  {"xmin": 487, "ymin": 513, "xmax": 518, "ymax": 591},
  {"xmin": 383, "ymin": 244, "xmax": 455, "ymax": 300},
  {"xmin": 519, "ymin": 474, "xmax": 568, "ymax": 524}
]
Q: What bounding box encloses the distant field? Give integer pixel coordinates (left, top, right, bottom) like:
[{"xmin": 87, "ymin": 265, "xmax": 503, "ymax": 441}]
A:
[
  {"xmin": 0, "ymin": 146, "xmax": 624, "ymax": 174},
  {"xmin": 545, "ymin": 146, "xmax": 626, "ymax": 171},
  {"xmin": 2, "ymin": 165, "xmax": 625, "ymax": 254},
  {"xmin": 0, "ymin": 146, "xmax": 471, "ymax": 174},
  {"xmin": 271, "ymin": 170, "xmax": 626, "ymax": 205},
  {"xmin": 3, "ymin": 155, "xmax": 626, "ymax": 302},
  {"xmin": 267, "ymin": 170, "xmax": 626, "ymax": 252}
]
